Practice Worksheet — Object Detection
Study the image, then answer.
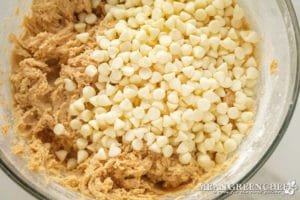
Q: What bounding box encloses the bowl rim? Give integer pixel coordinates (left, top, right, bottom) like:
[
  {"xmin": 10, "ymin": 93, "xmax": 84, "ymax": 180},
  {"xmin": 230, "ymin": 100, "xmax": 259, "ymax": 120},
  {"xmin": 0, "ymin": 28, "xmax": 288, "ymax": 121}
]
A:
[{"xmin": 1, "ymin": 0, "xmax": 300, "ymax": 199}]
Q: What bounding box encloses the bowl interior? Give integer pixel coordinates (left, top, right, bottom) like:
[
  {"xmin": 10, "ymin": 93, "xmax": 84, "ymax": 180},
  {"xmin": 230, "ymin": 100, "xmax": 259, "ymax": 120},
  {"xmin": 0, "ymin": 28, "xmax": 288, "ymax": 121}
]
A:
[{"xmin": 0, "ymin": 0, "xmax": 299, "ymax": 199}]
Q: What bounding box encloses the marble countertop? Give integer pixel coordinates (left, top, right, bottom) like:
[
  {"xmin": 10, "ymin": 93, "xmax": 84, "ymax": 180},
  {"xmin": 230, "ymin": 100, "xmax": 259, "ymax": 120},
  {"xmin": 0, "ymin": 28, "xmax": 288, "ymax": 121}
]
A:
[{"xmin": 1, "ymin": 1, "xmax": 300, "ymax": 199}]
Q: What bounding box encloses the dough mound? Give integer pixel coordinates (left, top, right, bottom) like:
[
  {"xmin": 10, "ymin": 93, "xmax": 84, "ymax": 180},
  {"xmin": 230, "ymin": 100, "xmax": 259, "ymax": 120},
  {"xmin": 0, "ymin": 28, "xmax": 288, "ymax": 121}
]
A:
[{"xmin": 10, "ymin": 0, "xmax": 205, "ymax": 199}]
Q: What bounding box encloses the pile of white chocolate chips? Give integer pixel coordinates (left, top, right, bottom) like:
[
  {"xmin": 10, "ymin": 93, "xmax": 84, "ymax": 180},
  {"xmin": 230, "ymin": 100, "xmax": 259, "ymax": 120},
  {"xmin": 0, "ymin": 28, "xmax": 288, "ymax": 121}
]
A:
[{"xmin": 54, "ymin": 0, "xmax": 259, "ymax": 171}]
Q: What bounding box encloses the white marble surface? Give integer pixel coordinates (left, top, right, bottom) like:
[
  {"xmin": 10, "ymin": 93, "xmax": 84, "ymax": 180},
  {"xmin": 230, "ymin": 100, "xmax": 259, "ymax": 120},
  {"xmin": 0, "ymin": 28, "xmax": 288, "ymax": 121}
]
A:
[{"xmin": 1, "ymin": 1, "xmax": 300, "ymax": 200}]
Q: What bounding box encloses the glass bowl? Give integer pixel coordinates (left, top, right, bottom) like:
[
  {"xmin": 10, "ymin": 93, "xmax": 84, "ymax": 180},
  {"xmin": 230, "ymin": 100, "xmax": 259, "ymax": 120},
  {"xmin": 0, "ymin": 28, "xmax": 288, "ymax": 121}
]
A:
[{"xmin": 1, "ymin": 0, "xmax": 299, "ymax": 199}]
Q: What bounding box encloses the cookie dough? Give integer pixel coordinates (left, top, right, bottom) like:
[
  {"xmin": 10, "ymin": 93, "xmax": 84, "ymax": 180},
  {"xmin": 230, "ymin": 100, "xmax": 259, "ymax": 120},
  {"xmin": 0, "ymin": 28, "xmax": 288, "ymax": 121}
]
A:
[
  {"xmin": 10, "ymin": 0, "xmax": 257, "ymax": 199},
  {"xmin": 10, "ymin": 1, "xmax": 206, "ymax": 199}
]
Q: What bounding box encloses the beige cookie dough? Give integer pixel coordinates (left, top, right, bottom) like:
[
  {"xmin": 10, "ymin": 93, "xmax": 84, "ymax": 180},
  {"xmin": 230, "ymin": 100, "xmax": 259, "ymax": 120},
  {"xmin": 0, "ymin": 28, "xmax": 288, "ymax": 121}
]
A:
[
  {"xmin": 10, "ymin": 1, "xmax": 206, "ymax": 199},
  {"xmin": 10, "ymin": 0, "xmax": 258, "ymax": 199}
]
